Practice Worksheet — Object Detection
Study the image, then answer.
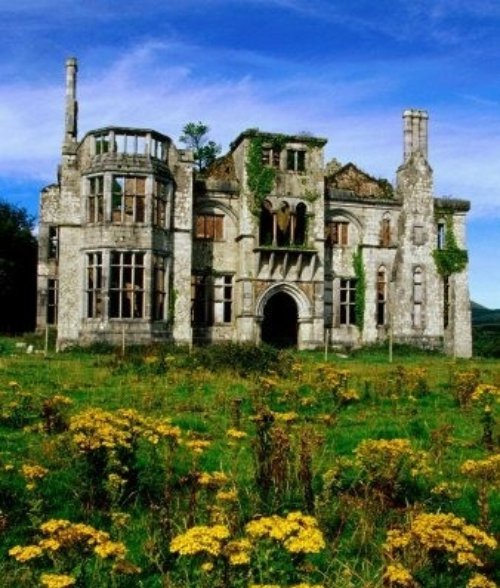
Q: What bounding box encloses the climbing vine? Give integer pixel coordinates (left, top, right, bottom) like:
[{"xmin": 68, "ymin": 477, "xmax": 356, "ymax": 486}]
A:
[
  {"xmin": 246, "ymin": 137, "xmax": 277, "ymax": 215},
  {"xmin": 353, "ymin": 247, "xmax": 365, "ymax": 331},
  {"xmin": 432, "ymin": 215, "xmax": 468, "ymax": 276}
]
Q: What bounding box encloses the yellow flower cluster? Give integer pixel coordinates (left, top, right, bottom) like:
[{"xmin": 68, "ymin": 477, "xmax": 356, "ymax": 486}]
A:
[
  {"xmin": 8, "ymin": 544, "xmax": 43, "ymax": 562},
  {"xmin": 40, "ymin": 573, "xmax": 76, "ymax": 588},
  {"xmin": 69, "ymin": 408, "xmax": 180, "ymax": 452},
  {"xmin": 227, "ymin": 428, "xmax": 248, "ymax": 440},
  {"xmin": 249, "ymin": 585, "xmax": 324, "ymax": 588},
  {"xmin": 198, "ymin": 471, "xmax": 229, "ymax": 487},
  {"xmin": 355, "ymin": 438, "xmax": 431, "ymax": 484},
  {"xmin": 216, "ymin": 488, "xmax": 238, "ymax": 502},
  {"xmin": 382, "ymin": 563, "xmax": 414, "ymax": 587},
  {"xmin": 460, "ymin": 454, "xmax": 500, "ymax": 485},
  {"xmin": 224, "ymin": 538, "xmax": 252, "ymax": 565},
  {"xmin": 272, "ymin": 411, "xmax": 299, "ymax": 424},
  {"xmin": 170, "ymin": 524, "xmax": 230, "ymax": 557},
  {"xmin": 245, "ymin": 512, "xmax": 325, "ymax": 554},
  {"xmin": 21, "ymin": 463, "xmax": 49, "ymax": 490},
  {"xmin": 10, "ymin": 518, "xmax": 127, "ymax": 564},
  {"xmin": 185, "ymin": 439, "xmax": 212, "ymax": 454},
  {"xmin": 471, "ymin": 384, "xmax": 500, "ymax": 403},
  {"xmin": 467, "ymin": 573, "xmax": 498, "ymax": 588},
  {"xmin": 384, "ymin": 512, "xmax": 497, "ymax": 569}
]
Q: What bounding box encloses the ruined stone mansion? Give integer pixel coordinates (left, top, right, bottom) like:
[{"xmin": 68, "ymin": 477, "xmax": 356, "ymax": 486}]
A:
[{"xmin": 36, "ymin": 58, "xmax": 472, "ymax": 356}]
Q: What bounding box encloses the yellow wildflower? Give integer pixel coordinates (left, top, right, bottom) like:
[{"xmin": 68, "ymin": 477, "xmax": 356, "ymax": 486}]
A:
[
  {"xmin": 246, "ymin": 512, "xmax": 325, "ymax": 554},
  {"xmin": 227, "ymin": 428, "xmax": 248, "ymax": 440},
  {"xmin": 94, "ymin": 540, "xmax": 127, "ymax": 559},
  {"xmin": 8, "ymin": 544, "xmax": 43, "ymax": 562},
  {"xmin": 39, "ymin": 574, "xmax": 76, "ymax": 588},
  {"xmin": 467, "ymin": 573, "xmax": 497, "ymax": 588},
  {"xmin": 198, "ymin": 471, "xmax": 229, "ymax": 487},
  {"xmin": 170, "ymin": 524, "xmax": 230, "ymax": 557},
  {"xmin": 382, "ymin": 563, "xmax": 414, "ymax": 586}
]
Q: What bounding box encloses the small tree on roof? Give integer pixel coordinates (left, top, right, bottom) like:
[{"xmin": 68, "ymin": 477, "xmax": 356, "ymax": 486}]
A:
[{"xmin": 179, "ymin": 122, "xmax": 221, "ymax": 171}]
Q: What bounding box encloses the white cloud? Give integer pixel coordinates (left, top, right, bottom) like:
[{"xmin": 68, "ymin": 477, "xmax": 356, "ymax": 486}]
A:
[{"xmin": 0, "ymin": 40, "xmax": 499, "ymax": 221}]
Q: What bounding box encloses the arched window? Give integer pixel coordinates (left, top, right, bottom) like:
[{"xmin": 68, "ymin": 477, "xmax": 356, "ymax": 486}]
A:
[
  {"xmin": 259, "ymin": 200, "xmax": 274, "ymax": 245},
  {"xmin": 276, "ymin": 201, "xmax": 291, "ymax": 246},
  {"xmin": 294, "ymin": 203, "xmax": 307, "ymax": 245},
  {"xmin": 376, "ymin": 267, "xmax": 387, "ymax": 326}
]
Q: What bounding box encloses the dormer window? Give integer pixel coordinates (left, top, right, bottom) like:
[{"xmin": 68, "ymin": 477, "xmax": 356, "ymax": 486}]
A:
[{"xmin": 286, "ymin": 149, "xmax": 305, "ymax": 172}]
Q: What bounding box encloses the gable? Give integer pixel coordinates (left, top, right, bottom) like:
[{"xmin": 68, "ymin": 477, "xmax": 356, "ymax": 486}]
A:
[{"xmin": 326, "ymin": 163, "xmax": 393, "ymax": 200}]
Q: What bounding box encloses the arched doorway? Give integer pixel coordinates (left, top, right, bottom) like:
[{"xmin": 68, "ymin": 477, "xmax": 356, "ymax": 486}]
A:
[{"xmin": 261, "ymin": 292, "xmax": 298, "ymax": 348}]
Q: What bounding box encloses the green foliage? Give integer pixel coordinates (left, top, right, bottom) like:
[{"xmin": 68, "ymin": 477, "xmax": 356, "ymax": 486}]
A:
[
  {"xmin": 246, "ymin": 136, "xmax": 277, "ymax": 214},
  {"xmin": 188, "ymin": 342, "xmax": 294, "ymax": 376},
  {"xmin": 179, "ymin": 121, "xmax": 221, "ymax": 171},
  {"xmin": 433, "ymin": 216, "xmax": 468, "ymax": 276},
  {"xmin": 0, "ymin": 346, "xmax": 499, "ymax": 587},
  {"xmin": 0, "ymin": 199, "xmax": 37, "ymax": 333},
  {"xmin": 353, "ymin": 247, "xmax": 365, "ymax": 331}
]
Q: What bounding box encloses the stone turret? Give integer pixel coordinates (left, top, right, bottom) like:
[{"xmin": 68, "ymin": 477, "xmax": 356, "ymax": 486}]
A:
[{"xmin": 403, "ymin": 109, "xmax": 428, "ymax": 162}]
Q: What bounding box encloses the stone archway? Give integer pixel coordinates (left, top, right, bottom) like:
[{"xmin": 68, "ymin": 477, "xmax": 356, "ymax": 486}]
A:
[{"xmin": 261, "ymin": 291, "xmax": 298, "ymax": 348}]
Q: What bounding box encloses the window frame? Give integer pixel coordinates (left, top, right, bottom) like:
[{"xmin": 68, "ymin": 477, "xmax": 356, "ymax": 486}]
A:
[
  {"xmin": 339, "ymin": 278, "xmax": 357, "ymax": 326},
  {"xmin": 109, "ymin": 251, "xmax": 146, "ymax": 319},
  {"xmin": 86, "ymin": 252, "xmax": 103, "ymax": 319}
]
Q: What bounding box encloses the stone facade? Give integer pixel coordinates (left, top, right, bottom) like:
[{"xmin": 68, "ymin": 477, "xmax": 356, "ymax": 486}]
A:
[{"xmin": 37, "ymin": 59, "xmax": 472, "ymax": 357}]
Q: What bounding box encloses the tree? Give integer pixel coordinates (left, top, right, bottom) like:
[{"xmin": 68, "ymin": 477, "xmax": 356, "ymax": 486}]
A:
[
  {"xmin": 179, "ymin": 121, "xmax": 221, "ymax": 171},
  {"xmin": 0, "ymin": 199, "xmax": 37, "ymax": 333}
]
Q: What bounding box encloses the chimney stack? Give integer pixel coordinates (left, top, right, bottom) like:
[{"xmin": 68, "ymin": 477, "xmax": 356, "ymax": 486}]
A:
[
  {"xmin": 63, "ymin": 57, "xmax": 78, "ymax": 147},
  {"xmin": 403, "ymin": 109, "xmax": 428, "ymax": 162}
]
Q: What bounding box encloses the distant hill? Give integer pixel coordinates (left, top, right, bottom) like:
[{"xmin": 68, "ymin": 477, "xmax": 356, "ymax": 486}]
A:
[
  {"xmin": 471, "ymin": 301, "xmax": 500, "ymax": 326},
  {"xmin": 471, "ymin": 301, "xmax": 500, "ymax": 357}
]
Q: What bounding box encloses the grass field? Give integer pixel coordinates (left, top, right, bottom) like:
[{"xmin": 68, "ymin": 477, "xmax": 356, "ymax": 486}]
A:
[{"xmin": 0, "ymin": 338, "xmax": 498, "ymax": 587}]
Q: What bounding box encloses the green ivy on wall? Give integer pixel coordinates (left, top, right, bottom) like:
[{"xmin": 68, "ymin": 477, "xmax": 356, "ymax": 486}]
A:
[
  {"xmin": 246, "ymin": 137, "xmax": 277, "ymax": 215},
  {"xmin": 432, "ymin": 216, "xmax": 468, "ymax": 276},
  {"xmin": 353, "ymin": 247, "xmax": 365, "ymax": 331}
]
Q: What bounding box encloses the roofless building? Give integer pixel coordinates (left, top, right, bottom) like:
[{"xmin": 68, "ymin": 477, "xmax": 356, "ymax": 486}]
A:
[{"xmin": 37, "ymin": 58, "xmax": 472, "ymax": 356}]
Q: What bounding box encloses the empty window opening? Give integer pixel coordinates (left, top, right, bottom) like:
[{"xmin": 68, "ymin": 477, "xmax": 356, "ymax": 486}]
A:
[
  {"xmin": 48, "ymin": 226, "xmax": 59, "ymax": 260},
  {"xmin": 339, "ymin": 279, "xmax": 357, "ymax": 326},
  {"xmin": 259, "ymin": 200, "xmax": 274, "ymax": 245},
  {"xmin": 191, "ymin": 274, "xmax": 233, "ymax": 326},
  {"xmin": 376, "ymin": 267, "xmax": 387, "ymax": 326},
  {"xmin": 261, "ymin": 146, "xmax": 280, "ymax": 168},
  {"xmin": 437, "ymin": 222, "xmax": 446, "ymax": 249},
  {"xmin": 294, "ymin": 203, "xmax": 307, "ymax": 245},
  {"xmin": 153, "ymin": 255, "xmax": 168, "ymax": 321},
  {"xmin": 326, "ymin": 221, "xmax": 349, "ymax": 247},
  {"xmin": 86, "ymin": 252, "xmax": 103, "ymax": 319},
  {"xmin": 88, "ymin": 176, "xmax": 104, "ymax": 223},
  {"xmin": 109, "ymin": 251, "xmax": 145, "ymax": 319},
  {"xmin": 47, "ymin": 279, "xmax": 58, "ymax": 325},
  {"xmin": 286, "ymin": 149, "xmax": 306, "ymax": 172},
  {"xmin": 154, "ymin": 180, "xmax": 171, "ymax": 229},
  {"xmin": 380, "ymin": 217, "xmax": 391, "ymax": 247},
  {"xmin": 112, "ymin": 176, "xmax": 146, "ymax": 224},
  {"xmin": 94, "ymin": 133, "xmax": 110, "ymax": 155}
]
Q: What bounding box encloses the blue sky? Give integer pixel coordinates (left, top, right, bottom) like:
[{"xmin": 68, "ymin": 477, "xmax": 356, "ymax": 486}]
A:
[{"xmin": 0, "ymin": 0, "xmax": 499, "ymax": 307}]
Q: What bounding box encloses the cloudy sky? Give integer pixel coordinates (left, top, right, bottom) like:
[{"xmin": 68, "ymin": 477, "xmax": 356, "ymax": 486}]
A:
[{"xmin": 1, "ymin": 0, "xmax": 499, "ymax": 307}]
